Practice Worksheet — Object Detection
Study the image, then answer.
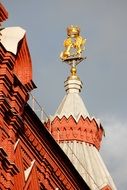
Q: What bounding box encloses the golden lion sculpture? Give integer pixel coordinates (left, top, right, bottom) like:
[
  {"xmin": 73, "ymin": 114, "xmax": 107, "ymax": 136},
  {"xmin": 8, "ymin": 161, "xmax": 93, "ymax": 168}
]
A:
[{"xmin": 60, "ymin": 25, "xmax": 86, "ymax": 60}]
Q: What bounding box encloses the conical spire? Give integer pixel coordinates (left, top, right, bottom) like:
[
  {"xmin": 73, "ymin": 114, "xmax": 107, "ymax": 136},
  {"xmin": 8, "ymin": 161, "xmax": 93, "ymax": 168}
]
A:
[
  {"xmin": 48, "ymin": 26, "xmax": 117, "ymax": 190},
  {"xmin": 54, "ymin": 77, "xmax": 90, "ymax": 121}
]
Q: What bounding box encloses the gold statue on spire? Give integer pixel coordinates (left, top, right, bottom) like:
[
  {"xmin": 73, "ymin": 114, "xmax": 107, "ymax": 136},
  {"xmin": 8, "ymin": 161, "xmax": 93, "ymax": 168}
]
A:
[{"xmin": 60, "ymin": 25, "xmax": 86, "ymax": 61}]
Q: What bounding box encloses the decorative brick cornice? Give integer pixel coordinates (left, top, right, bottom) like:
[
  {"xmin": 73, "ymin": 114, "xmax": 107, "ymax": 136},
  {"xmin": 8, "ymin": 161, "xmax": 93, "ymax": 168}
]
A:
[
  {"xmin": 0, "ymin": 147, "xmax": 19, "ymax": 175},
  {"xmin": 8, "ymin": 113, "xmax": 24, "ymax": 131},
  {"xmin": 0, "ymin": 47, "xmax": 15, "ymax": 70},
  {"xmin": 9, "ymin": 76, "xmax": 29, "ymax": 114},
  {"xmin": 2, "ymin": 159, "xmax": 19, "ymax": 176},
  {"xmin": 48, "ymin": 115, "xmax": 104, "ymax": 150},
  {"xmin": 0, "ymin": 147, "xmax": 7, "ymax": 160}
]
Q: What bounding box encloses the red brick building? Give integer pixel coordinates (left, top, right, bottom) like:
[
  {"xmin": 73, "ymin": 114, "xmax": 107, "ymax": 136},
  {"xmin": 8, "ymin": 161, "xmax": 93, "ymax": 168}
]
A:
[{"xmin": 0, "ymin": 3, "xmax": 90, "ymax": 190}]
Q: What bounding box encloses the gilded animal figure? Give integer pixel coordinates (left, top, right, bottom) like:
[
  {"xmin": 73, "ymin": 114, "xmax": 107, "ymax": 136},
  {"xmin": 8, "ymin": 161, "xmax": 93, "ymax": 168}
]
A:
[{"xmin": 60, "ymin": 35, "xmax": 86, "ymax": 60}]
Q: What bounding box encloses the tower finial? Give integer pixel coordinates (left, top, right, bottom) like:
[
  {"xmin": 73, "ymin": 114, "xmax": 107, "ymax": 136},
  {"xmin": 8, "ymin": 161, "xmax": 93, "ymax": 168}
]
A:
[{"xmin": 60, "ymin": 25, "xmax": 86, "ymax": 80}]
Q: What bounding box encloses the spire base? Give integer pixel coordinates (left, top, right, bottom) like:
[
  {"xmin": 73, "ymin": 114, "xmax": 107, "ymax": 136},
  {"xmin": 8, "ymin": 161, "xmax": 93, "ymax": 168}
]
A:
[{"xmin": 64, "ymin": 78, "xmax": 82, "ymax": 94}]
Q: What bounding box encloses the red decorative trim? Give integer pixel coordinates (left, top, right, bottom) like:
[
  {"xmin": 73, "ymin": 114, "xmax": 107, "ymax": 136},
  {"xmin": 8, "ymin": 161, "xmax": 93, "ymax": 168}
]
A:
[
  {"xmin": 101, "ymin": 185, "xmax": 112, "ymax": 190},
  {"xmin": 24, "ymin": 161, "xmax": 40, "ymax": 190},
  {"xmin": 14, "ymin": 141, "xmax": 25, "ymax": 189},
  {"xmin": 47, "ymin": 116, "xmax": 104, "ymax": 150},
  {"xmin": 14, "ymin": 36, "xmax": 33, "ymax": 87},
  {"xmin": 0, "ymin": 3, "xmax": 8, "ymax": 22},
  {"xmin": 0, "ymin": 147, "xmax": 19, "ymax": 189}
]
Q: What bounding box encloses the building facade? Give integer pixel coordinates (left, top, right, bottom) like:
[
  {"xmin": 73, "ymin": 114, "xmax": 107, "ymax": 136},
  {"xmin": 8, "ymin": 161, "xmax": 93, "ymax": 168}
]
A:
[
  {"xmin": 0, "ymin": 3, "xmax": 90, "ymax": 190},
  {"xmin": 0, "ymin": 3, "xmax": 117, "ymax": 190}
]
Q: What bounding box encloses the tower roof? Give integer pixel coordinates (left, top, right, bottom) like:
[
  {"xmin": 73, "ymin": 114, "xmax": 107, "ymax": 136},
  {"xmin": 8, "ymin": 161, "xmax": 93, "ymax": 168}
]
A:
[
  {"xmin": 49, "ymin": 26, "xmax": 117, "ymax": 190},
  {"xmin": 54, "ymin": 78, "xmax": 90, "ymax": 122},
  {"xmin": 59, "ymin": 141, "xmax": 117, "ymax": 190}
]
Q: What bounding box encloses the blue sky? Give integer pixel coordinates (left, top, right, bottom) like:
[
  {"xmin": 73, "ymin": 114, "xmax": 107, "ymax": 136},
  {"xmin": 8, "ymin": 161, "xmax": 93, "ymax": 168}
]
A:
[{"xmin": 2, "ymin": 1, "xmax": 127, "ymax": 189}]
